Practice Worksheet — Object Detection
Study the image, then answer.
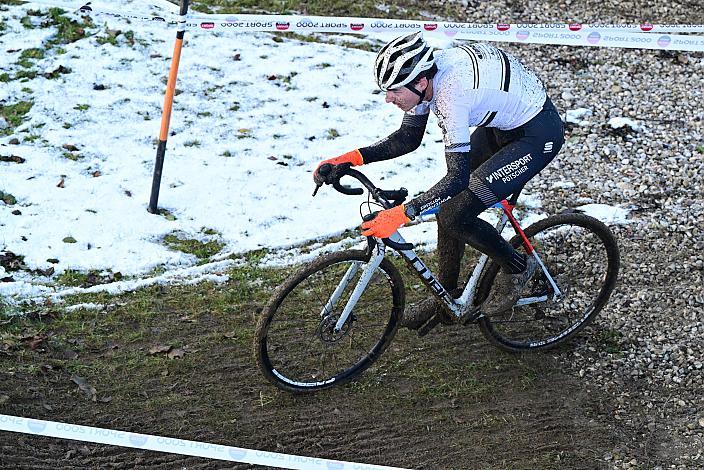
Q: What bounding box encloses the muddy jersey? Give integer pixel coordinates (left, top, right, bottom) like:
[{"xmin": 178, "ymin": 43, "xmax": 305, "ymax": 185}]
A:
[
  {"xmin": 409, "ymin": 43, "xmax": 547, "ymax": 153},
  {"xmin": 358, "ymin": 43, "xmax": 551, "ymax": 217}
]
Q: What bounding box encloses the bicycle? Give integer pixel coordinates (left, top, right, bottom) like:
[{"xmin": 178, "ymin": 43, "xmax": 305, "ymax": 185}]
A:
[{"xmin": 254, "ymin": 164, "xmax": 620, "ymax": 393}]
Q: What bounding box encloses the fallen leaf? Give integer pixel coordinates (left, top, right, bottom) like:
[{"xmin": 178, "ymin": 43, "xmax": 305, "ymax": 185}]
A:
[
  {"xmin": 0, "ymin": 155, "xmax": 25, "ymax": 163},
  {"xmin": 223, "ymin": 331, "xmax": 238, "ymax": 339},
  {"xmin": 91, "ymin": 171, "xmax": 102, "ymax": 177},
  {"xmin": 57, "ymin": 177, "xmax": 65, "ymax": 188},
  {"xmin": 22, "ymin": 334, "xmax": 47, "ymax": 351},
  {"xmin": 267, "ymin": 156, "xmax": 278, "ymax": 161},
  {"xmin": 148, "ymin": 344, "xmax": 171, "ymax": 355},
  {"xmin": 62, "ymin": 144, "xmax": 79, "ymax": 152},
  {"xmin": 71, "ymin": 375, "xmax": 97, "ymax": 401},
  {"xmin": 167, "ymin": 348, "xmax": 185, "ymax": 360}
]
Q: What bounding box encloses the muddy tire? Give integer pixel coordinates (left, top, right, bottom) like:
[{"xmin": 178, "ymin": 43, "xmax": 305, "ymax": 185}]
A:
[
  {"xmin": 476, "ymin": 212, "xmax": 620, "ymax": 352},
  {"xmin": 255, "ymin": 250, "xmax": 405, "ymax": 393}
]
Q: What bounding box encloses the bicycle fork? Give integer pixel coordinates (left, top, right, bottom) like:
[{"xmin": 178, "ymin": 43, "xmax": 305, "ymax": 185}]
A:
[{"xmin": 320, "ymin": 246, "xmax": 386, "ymax": 332}]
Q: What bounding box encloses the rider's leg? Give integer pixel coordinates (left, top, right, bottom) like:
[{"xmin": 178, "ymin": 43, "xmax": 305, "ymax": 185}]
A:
[
  {"xmin": 464, "ymin": 100, "xmax": 564, "ymax": 313},
  {"xmin": 401, "ymin": 128, "xmax": 497, "ymax": 329},
  {"xmin": 435, "ymin": 127, "xmax": 498, "ymax": 290},
  {"xmin": 443, "ymin": 99, "xmax": 564, "ymax": 270}
]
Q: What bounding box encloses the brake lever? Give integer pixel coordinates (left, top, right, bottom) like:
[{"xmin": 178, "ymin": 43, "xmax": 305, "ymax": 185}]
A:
[{"xmin": 312, "ymin": 163, "xmax": 333, "ymax": 197}]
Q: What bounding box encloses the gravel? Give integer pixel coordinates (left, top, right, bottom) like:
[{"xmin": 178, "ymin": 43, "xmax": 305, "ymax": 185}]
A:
[{"xmin": 435, "ymin": 1, "xmax": 704, "ymax": 467}]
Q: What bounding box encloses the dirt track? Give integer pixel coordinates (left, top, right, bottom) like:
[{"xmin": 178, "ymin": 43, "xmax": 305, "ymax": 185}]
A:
[
  {"xmin": 1, "ymin": 320, "xmax": 622, "ymax": 470},
  {"xmin": 0, "ymin": 233, "xmax": 683, "ymax": 469},
  {"xmin": 3, "ymin": 0, "xmax": 704, "ymax": 468}
]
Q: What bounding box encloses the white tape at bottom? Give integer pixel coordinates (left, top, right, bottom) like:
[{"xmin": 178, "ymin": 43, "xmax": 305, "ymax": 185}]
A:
[{"xmin": 0, "ymin": 414, "xmax": 408, "ymax": 470}]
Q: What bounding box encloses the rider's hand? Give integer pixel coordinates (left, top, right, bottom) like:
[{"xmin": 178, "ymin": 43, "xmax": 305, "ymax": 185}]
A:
[
  {"xmin": 313, "ymin": 149, "xmax": 364, "ymax": 185},
  {"xmin": 361, "ymin": 205, "xmax": 410, "ymax": 239}
]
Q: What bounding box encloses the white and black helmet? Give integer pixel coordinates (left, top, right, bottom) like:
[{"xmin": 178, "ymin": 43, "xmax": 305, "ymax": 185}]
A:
[{"xmin": 374, "ymin": 32, "xmax": 434, "ymax": 91}]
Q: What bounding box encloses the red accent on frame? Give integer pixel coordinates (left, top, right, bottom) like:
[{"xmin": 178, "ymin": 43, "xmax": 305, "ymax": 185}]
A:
[{"xmin": 500, "ymin": 200, "xmax": 535, "ymax": 254}]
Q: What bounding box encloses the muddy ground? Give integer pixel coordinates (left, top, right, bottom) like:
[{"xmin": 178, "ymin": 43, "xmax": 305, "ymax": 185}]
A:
[{"xmin": 0, "ymin": 229, "xmax": 686, "ymax": 469}]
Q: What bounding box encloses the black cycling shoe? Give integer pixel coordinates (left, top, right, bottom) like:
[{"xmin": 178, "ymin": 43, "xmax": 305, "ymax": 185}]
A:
[{"xmin": 482, "ymin": 255, "xmax": 539, "ymax": 315}]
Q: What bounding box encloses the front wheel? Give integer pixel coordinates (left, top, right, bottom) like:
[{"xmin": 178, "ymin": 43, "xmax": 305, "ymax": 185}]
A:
[
  {"xmin": 255, "ymin": 250, "xmax": 405, "ymax": 393},
  {"xmin": 476, "ymin": 212, "xmax": 620, "ymax": 352}
]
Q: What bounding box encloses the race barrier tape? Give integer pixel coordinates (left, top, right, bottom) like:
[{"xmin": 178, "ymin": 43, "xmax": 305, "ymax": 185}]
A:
[
  {"xmin": 15, "ymin": 1, "xmax": 704, "ymax": 51},
  {"xmin": 181, "ymin": 15, "xmax": 704, "ymax": 52},
  {"xmin": 0, "ymin": 414, "xmax": 409, "ymax": 470}
]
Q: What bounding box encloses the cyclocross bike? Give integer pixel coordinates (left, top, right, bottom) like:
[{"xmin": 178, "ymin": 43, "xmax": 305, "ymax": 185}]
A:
[{"xmin": 254, "ymin": 164, "xmax": 620, "ymax": 393}]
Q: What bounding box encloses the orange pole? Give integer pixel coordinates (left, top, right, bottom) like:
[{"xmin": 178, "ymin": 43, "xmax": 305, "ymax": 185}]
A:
[{"xmin": 148, "ymin": 0, "xmax": 189, "ymax": 214}]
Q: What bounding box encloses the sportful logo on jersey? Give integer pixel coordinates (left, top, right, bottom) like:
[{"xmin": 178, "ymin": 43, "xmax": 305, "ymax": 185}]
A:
[
  {"xmin": 486, "ymin": 154, "xmax": 533, "ymax": 184},
  {"xmin": 544, "ymin": 142, "xmax": 554, "ymax": 153}
]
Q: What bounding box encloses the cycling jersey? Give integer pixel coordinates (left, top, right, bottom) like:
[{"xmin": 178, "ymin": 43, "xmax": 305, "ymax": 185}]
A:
[
  {"xmin": 409, "ymin": 43, "xmax": 547, "ymax": 150},
  {"xmin": 359, "ymin": 43, "xmax": 550, "ymax": 217}
]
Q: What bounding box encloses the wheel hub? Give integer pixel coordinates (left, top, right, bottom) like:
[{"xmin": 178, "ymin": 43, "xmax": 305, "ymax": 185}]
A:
[{"xmin": 318, "ymin": 314, "xmax": 353, "ymax": 343}]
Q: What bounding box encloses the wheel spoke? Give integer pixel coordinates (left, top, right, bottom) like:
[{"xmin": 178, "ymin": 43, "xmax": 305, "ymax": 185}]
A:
[
  {"xmin": 479, "ymin": 214, "xmax": 619, "ymax": 351},
  {"xmin": 256, "ymin": 253, "xmax": 401, "ymax": 391}
]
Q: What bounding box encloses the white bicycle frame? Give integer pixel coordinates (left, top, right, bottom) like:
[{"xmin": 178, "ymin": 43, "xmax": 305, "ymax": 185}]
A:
[{"xmin": 323, "ymin": 205, "xmax": 563, "ymax": 332}]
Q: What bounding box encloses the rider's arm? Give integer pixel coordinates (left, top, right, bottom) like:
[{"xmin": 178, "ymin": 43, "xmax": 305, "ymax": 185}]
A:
[
  {"xmin": 404, "ymin": 150, "xmax": 471, "ymax": 217},
  {"xmin": 404, "ymin": 85, "xmax": 473, "ymax": 218},
  {"xmin": 358, "ymin": 112, "xmax": 429, "ymax": 164}
]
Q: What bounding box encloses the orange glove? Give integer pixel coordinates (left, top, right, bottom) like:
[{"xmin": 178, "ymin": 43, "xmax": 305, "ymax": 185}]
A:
[
  {"xmin": 361, "ymin": 205, "xmax": 410, "ymax": 238},
  {"xmin": 314, "ymin": 149, "xmax": 364, "ymax": 177}
]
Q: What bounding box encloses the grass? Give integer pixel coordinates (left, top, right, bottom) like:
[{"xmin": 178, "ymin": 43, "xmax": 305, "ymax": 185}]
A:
[
  {"xmin": 596, "ymin": 327, "xmax": 625, "ymax": 355},
  {"xmin": 45, "ymin": 7, "xmax": 93, "ymax": 46},
  {"xmin": 0, "ymin": 100, "xmax": 33, "ymax": 135},
  {"xmin": 163, "ymin": 232, "xmax": 225, "ymax": 259},
  {"xmin": 0, "ymin": 190, "xmax": 18, "ymax": 205},
  {"xmin": 19, "ymin": 48, "xmax": 44, "ymax": 60}
]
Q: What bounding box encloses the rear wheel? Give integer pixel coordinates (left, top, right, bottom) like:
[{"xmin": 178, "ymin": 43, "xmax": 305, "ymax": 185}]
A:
[
  {"xmin": 477, "ymin": 212, "xmax": 620, "ymax": 352},
  {"xmin": 255, "ymin": 250, "xmax": 404, "ymax": 393}
]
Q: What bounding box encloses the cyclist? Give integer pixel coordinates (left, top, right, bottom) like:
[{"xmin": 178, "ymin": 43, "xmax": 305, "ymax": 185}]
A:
[{"xmin": 313, "ymin": 32, "xmax": 565, "ymax": 330}]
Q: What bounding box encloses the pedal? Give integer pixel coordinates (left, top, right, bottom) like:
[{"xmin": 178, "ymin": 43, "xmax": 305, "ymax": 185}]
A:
[
  {"xmin": 459, "ymin": 306, "xmax": 482, "ymax": 325},
  {"xmin": 417, "ymin": 312, "xmax": 443, "ymax": 337}
]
